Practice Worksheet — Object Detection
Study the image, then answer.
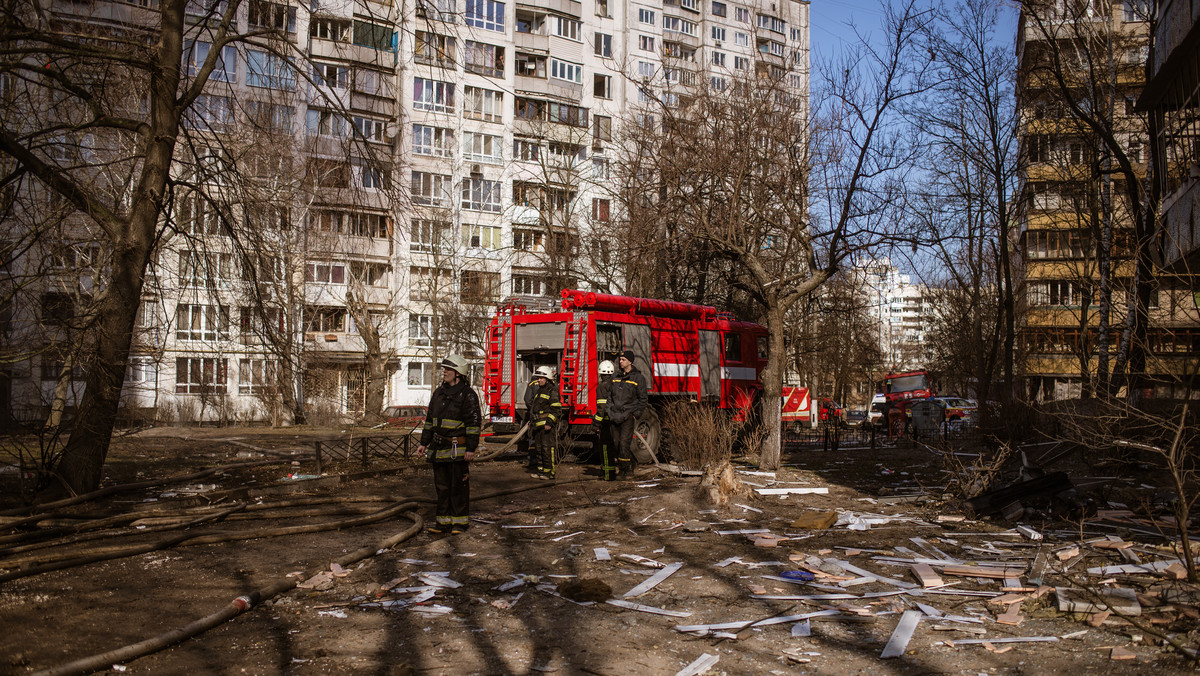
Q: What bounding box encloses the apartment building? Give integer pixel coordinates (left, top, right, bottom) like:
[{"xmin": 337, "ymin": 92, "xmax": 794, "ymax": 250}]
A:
[
  {"xmin": 857, "ymin": 258, "xmax": 935, "ymax": 372},
  {"xmin": 0, "ymin": 0, "xmax": 810, "ymax": 424},
  {"xmin": 1015, "ymin": 0, "xmax": 1200, "ymax": 401}
]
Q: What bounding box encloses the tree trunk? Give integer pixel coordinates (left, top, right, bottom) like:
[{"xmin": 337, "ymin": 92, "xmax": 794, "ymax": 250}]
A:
[
  {"xmin": 53, "ymin": 0, "xmax": 185, "ymax": 495},
  {"xmin": 758, "ymin": 302, "xmax": 786, "ymax": 471}
]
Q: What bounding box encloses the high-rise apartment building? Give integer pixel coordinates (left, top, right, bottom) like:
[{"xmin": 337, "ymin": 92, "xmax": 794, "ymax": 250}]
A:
[
  {"xmin": 1014, "ymin": 0, "xmax": 1199, "ymax": 401},
  {"xmin": 0, "ymin": 0, "xmax": 810, "ymax": 424}
]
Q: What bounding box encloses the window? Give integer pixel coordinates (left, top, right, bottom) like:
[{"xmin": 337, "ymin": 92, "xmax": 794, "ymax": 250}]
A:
[
  {"xmin": 186, "ymin": 94, "xmax": 234, "ymax": 131},
  {"xmin": 734, "ymin": 31, "xmax": 749, "ymax": 46},
  {"xmin": 1027, "ymin": 134, "xmax": 1051, "ymax": 163},
  {"xmin": 1128, "ymin": 139, "xmax": 1144, "ymax": 163},
  {"xmin": 306, "ymin": 307, "xmax": 346, "ymax": 333},
  {"xmin": 680, "ymin": 0, "xmax": 697, "ymax": 10},
  {"xmin": 553, "ymin": 16, "xmax": 582, "ymax": 40},
  {"xmin": 360, "ymin": 163, "xmax": 389, "ymax": 190},
  {"xmin": 461, "ymin": 178, "xmax": 502, "ymax": 212},
  {"xmin": 734, "ymin": 56, "xmax": 748, "ymax": 70},
  {"xmin": 711, "ymin": 26, "xmax": 725, "ymax": 41},
  {"xmin": 306, "ymin": 108, "xmax": 349, "ymax": 137},
  {"xmin": 409, "ymin": 314, "xmax": 436, "ymax": 346},
  {"xmin": 248, "ymin": 0, "xmax": 296, "ymax": 33},
  {"xmin": 184, "ymin": 41, "xmax": 236, "ymax": 82},
  {"xmin": 465, "ymin": 41, "xmax": 505, "ymax": 76},
  {"xmin": 178, "ymin": 251, "xmax": 234, "ymax": 288},
  {"xmin": 41, "ymin": 293, "xmax": 75, "ymax": 326},
  {"xmin": 307, "ymin": 159, "xmax": 350, "ymax": 188},
  {"xmin": 414, "ymin": 77, "xmax": 454, "ymax": 113},
  {"xmin": 550, "ymin": 58, "xmax": 583, "ymax": 84},
  {"xmin": 310, "ymin": 17, "xmax": 350, "ymax": 41},
  {"xmin": 246, "ymin": 101, "xmax": 294, "ymax": 132},
  {"xmin": 638, "ymin": 8, "xmax": 655, "ymax": 24},
  {"xmin": 176, "ymin": 357, "xmax": 227, "ymax": 394},
  {"xmin": 463, "ymin": 131, "xmax": 503, "ymax": 162},
  {"xmin": 413, "ymin": 124, "xmax": 453, "ymax": 156},
  {"xmin": 246, "ymin": 49, "xmax": 295, "ymax": 89},
  {"xmin": 463, "ymin": 86, "xmax": 503, "ymax": 122},
  {"xmin": 664, "ymin": 16, "xmax": 696, "ymax": 35},
  {"xmin": 515, "ymin": 52, "xmax": 546, "ymax": 77},
  {"xmin": 639, "ymin": 35, "xmax": 655, "ymax": 51},
  {"xmin": 512, "ymin": 273, "xmax": 544, "ymax": 295},
  {"xmin": 127, "ymin": 356, "xmax": 157, "ymax": 385},
  {"xmin": 463, "ymin": 223, "xmax": 502, "ymax": 249},
  {"xmin": 352, "ymin": 115, "xmax": 387, "ymax": 142},
  {"xmin": 411, "ymin": 219, "xmax": 452, "ymax": 252},
  {"xmin": 594, "ymin": 74, "xmax": 612, "ymax": 98},
  {"xmin": 735, "ymin": 6, "xmax": 749, "ymax": 21},
  {"xmin": 514, "ymin": 138, "xmax": 541, "ymax": 161},
  {"xmin": 723, "ymin": 332, "xmax": 742, "ymax": 361},
  {"xmin": 408, "ymin": 360, "xmax": 434, "ymax": 386},
  {"xmin": 595, "ymin": 33, "xmax": 612, "ymax": 57},
  {"xmin": 1123, "ymin": 0, "xmax": 1150, "ymax": 21},
  {"xmin": 638, "ymin": 61, "xmax": 655, "ymax": 78},
  {"xmin": 513, "ymin": 229, "xmax": 543, "ymax": 251},
  {"xmin": 238, "ymin": 359, "xmax": 277, "ymax": 395},
  {"xmin": 592, "ymin": 198, "xmax": 610, "ymax": 221},
  {"xmin": 348, "ymin": 212, "xmax": 390, "ymax": 238},
  {"xmin": 791, "ymin": 27, "xmax": 802, "ymax": 41},
  {"xmin": 711, "ymin": 76, "xmax": 726, "ymax": 91},
  {"xmin": 466, "ymin": 0, "xmax": 505, "ymax": 31},
  {"xmin": 414, "ymin": 31, "xmax": 455, "ymax": 67},
  {"xmin": 548, "ymin": 101, "xmax": 588, "ymax": 127},
  {"xmin": 411, "ymin": 171, "xmax": 452, "ymax": 206},
  {"xmin": 312, "ymin": 61, "xmax": 349, "ymax": 89},
  {"xmin": 712, "ymin": 51, "xmax": 725, "ymax": 67},
  {"xmin": 354, "ymin": 68, "xmax": 393, "ymax": 98},
  {"xmin": 461, "ymin": 270, "xmax": 501, "ymax": 303},
  {"xmin": 711, "ymin": 1, "xmax": 725, "ymax": 16},
  {"xmin": 305, "ymin": 262, "xmax": 346, "ymax": 284},
  {"xmin": 592, "ymin": 115, "xmax": 612, "ymax": 144},
  {"xmin": 178, "ymin": 193, "xmax": 225, "ymax": 235},
  {"xmin": 1025, "ymin": 229, "xmax": 1090, "ymax": 259},
  {"xmin": 592, "ymin": 156, "xmax": 609, "ymax": 178},
  {"xmin": 410, "ymin": 267, "xmax": 452, "ymax": 301},
  {"xmin": 757, "ymin": 13, "xmax": 785, "ymax": 33},
  {"xmin": 417, "ymin": 0, "xmax": 457, "ymax": 23},
  {"xmin": 548, "ymin": 142, "xmax": 586, "ymax": 165},
  {"xmin": 596, "ymin": 0, "xmax": 608, "ymax": 16},
  {"xmin": 175, "ymin": 304, "xmax": 229, "ymax": 342},
  {"xmin": 1027, "ymin": 281, "xmax": 1083, "ymax": 306},
  {"xmin": 353, "ymin": 20, "xmax": 395, "ymax": 50}
]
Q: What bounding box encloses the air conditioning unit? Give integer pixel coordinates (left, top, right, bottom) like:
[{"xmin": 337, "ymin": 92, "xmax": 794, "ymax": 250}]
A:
[{"xmin": 470, "ymin": 163, "xmax": 483, "ymax": 175}]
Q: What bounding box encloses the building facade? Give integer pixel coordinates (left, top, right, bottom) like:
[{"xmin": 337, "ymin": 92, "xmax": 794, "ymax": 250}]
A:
[
  {"xmin": 1014, "ymin": 0, "xmax": 1200, "ymax": 401},
  {"xmin": 0, "ymin": 0, "xmax": 810, "ymax": 424}
]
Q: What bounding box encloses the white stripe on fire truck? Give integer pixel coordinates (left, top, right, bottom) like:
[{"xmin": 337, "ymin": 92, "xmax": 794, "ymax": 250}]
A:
[
  {"xmin": 652, "ymin": 363, "xmax": 699, "ymax": 378},
  {"xmin": 721, "ymin": 366, "xmax": 758, "ymax": 380}
]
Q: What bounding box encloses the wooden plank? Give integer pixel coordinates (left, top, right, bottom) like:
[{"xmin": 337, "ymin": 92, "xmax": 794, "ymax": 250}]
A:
[
  {"xmin": 940, "ymin": 564, "xmax": 1026, "ymax": 579},
  {"xmin": 624, "ymin": 561, "xmax": 684, "ymax": 598},
  {"xmin": 606, "ymin": 599, "xmax": 691, "ymax": 617},
  {"xmin": 911, "ymin": 563, "xmax": 944, "ymax": 588},
  {"xmin": 996, "ymin": 601, "xmax": 1024, "ymax": 625},
  {"xmin": 675, "ymin": 653, "xmax": 719, "ymax": 676},
  {"xmin": 756, "ymin": 487, "xmax": 829, "ymax": 495},
  {"xmin": 674, "ymin": 609, "xmax": 841, "ymax": 634},
  {"xmin": 828, "ymin": 558, "xmax": 918, "ymax": 589},
  {"xmin": 1086, "ymin": 559, "xmax": 1180, "ymax": 575},
  {"xmin": 880, "ymin": 610, "xmax": 922, "ymax": 658}
]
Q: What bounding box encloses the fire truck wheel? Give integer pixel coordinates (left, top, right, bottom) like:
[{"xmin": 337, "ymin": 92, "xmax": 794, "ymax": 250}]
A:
[{"xmin": 632, "ymin": 408, "xmax": 660, "ymax": 464}]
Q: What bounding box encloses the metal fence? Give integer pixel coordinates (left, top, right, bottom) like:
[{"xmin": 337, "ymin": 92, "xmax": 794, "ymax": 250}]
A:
[
  {"xmin": 782, "ymin": 420, "xmax": 983, "ymax": 452},
  {"xmin": 311, "ymin": 433, "xmax": 419, "ymax": 473}
]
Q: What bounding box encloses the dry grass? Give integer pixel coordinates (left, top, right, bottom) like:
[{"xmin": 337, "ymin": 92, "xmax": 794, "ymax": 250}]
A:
[{"xmin": 661, "ymin": 401, "xmax": 756, "ymax": 508}]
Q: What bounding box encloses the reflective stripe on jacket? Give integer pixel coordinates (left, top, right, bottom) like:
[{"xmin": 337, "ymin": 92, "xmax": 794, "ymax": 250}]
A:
[
  {"xmin": 420, "ymin": 379, "xmax": 481, "ymax": 461},
  {"xmin": 524, "ymin": 379, "xmax": 561, "ymax": 427},
  {"xmin": 594, "ymin": 379, "xmax": 611, "ymax": 422}
]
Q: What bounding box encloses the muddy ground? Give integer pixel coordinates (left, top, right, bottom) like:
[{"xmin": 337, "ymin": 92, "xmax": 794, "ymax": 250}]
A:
[{"xmin": 1, "ymin": 427, "xmax": 1198, "ymax": 675}]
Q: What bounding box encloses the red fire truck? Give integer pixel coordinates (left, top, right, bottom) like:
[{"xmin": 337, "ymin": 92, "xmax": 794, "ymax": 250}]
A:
[
  {"xmin": 484, "ymin": 289, "xmax": 768, "ymax": 456},
  {"xmin": 881, "ymin": 369, "xmax": 936, "ymax": 435}
]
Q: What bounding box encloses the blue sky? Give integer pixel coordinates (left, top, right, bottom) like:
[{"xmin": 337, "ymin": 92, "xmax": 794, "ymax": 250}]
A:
[{"xmin": 809, "ymin": 0, "xmax": 898, "ymax": 61}]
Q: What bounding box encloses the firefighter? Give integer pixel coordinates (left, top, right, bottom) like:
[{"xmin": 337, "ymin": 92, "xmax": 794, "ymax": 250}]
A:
[
  {"xmin": 593, "ymin": 359, "xmax": 617, "ymax": 481},
  {"xmin": 524, "ymin": 365, "xmax": 561, "ymax": 479},
  {"xmin": 417, "ymin": 354, "xmax": 481, "ymax": 534},
  {"xmin": 608, "ymin": 349, "xmax": 648, "ymax": 478}
]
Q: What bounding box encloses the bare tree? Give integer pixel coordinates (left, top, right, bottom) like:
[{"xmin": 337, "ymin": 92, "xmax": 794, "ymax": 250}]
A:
[{"xmin": 612, "ymin": 3, "xmax": 934, "ymax": 469}]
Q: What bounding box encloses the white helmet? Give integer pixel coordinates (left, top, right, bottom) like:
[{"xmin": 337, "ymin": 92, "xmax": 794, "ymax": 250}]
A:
[
  {"xmin": 534, "ymin": 365, "xmax": 556, "ymax": 380},
  {"xmin": 598, "ymin": 360, "xmax": 615, "ymax": 375},
  {"xmin": 439, "ymin": 354, "xmax": 470, "ymax": 376}
]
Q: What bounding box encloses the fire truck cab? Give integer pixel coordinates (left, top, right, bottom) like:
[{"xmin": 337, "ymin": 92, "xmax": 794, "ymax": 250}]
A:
[{"xmin": 484, "ymin": 289, "xmax": 768, "ymax": 457}]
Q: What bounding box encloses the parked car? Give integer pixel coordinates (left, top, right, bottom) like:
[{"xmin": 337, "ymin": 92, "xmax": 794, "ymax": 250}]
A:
[
  {"xmin": 932, "ymin": 397, "xmax": 976, "ymax": 421},
  {"xmin": 383, "ymin": 405, "xmax": 427, "ymax": 428},
  {"xmin": 843, "ymin": 409, "xmax": 867, "ymax": 427}
]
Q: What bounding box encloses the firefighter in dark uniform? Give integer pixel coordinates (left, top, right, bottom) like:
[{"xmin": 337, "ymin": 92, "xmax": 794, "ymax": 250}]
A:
[
  {"xmin": 524, "ymin": 365, "xmax": 561, "ymax": 479},
  {"xmin": 417, "ymin": 354, "xmax": 481, "ymax": 534},
  {"xmin": 608, "ymin": 350, "xmax": 648, "ymax": 478},
  {"xmin": 593, "ymin": 359, "xmax": 617, "ymax": 481}
]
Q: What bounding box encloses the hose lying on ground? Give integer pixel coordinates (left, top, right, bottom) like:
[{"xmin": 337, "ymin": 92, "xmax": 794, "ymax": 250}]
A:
[
  {"xmin": 31, "ymin": 505, "xmax": 424, "ymax": 676},
  {"xmin": 473, "ymin": 422, "xmax": 530, "ymax": 461}
]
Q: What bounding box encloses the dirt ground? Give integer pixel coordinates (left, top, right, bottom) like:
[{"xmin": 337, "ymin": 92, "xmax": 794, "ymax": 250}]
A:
[{"xmin": 1, "ymin": 428, "xmax": 1198, "ymax": 675}]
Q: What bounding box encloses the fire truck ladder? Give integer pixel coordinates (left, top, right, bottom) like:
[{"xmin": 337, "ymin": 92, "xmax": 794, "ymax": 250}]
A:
[
  {"xmin": 559, "ymin": 314, "xmax": 587, "ymax": 411},
  {"xmin": 485, "ymin": 314, "xmax": 513, "ymax": 406}
]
